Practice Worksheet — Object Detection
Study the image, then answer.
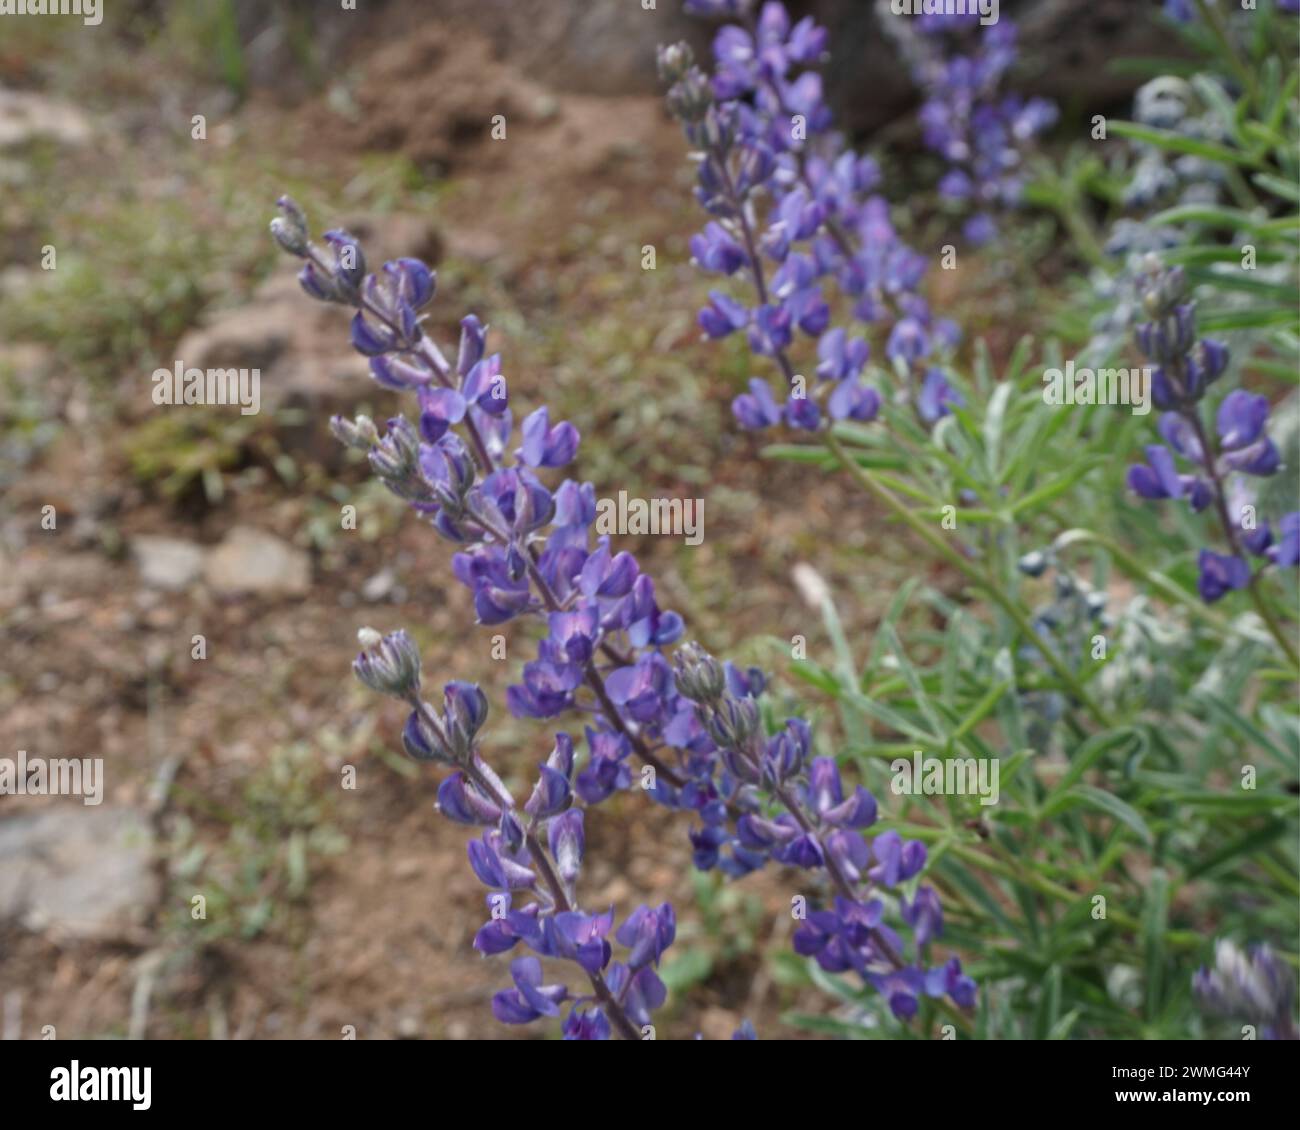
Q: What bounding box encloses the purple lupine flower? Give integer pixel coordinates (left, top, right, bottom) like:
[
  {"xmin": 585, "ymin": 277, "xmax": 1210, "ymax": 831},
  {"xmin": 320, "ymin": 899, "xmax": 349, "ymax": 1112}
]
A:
[
  {"xmin": 663, "ymin": 4, "xmax": 952, "ymax": 435},
  {"xmin": 274, "ymin": 135, "xmax": 973, "ymax": 1033},
  {"xmin": 901, "ymin": 885, "xmax": 944, "ymax": 948},
  {"xmin": 1126, "ymin": 444, "xmax": 1211, "ymax": 512},
  {"xmin": 1197, "ymin": 550, "xmax": 1250, "ymax": 603},
  {"xmin": 917, "ymin": 368, "xmax": 964, "ymax": 423},
  {"xmin": 1216, "ymin": 391, "xmax": 1279, "ymax": 477},
  {"xmin": 1128, "ymin": 260, "xmax": 1290, "ymax": 605},
  {"xmin": 1194, "ymin": 940, "xmax": 1298, "ymax": 1040},
  {"xmin": 895, "ymin": 16, "xmax": 1056, "ymax": 241},
  {"xmin": 691, "ymin": 221, "xmax": 748, "ymax": 274},
  {"xmin": 616, "ymin": 903, "xmax": 677, "ymax": 970},
  {"xmin": 1269, "ymin": 513, "xmax": 1300, "ymax": 568},
  {"xmin": 519, "ymin": 407, "xmax": 581, "ymax": 469},
  {"xmin": 732, "ymin": 377, "xmax": 784, "ymax": 430},
  {"xmin": 868, "ymin": 830, "xmax": 928, "ymax": 888},
  {"xmin": 492, "ymin": 957, "xmax": 568, "ymax": 1024}
]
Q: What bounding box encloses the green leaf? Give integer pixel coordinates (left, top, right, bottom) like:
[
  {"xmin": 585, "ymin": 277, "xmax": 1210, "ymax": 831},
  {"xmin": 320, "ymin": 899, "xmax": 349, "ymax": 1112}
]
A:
[
  {"xmin": 1108, "ymin": 121, "xmax": 1263, "ymax": 168},
  {"xmin": 983, "ymin": 381, "xmax": 1013, "ymax": 477},
  {"xmin": 1186, "ymin": 818, "xmax": 1289, "ymax": 880},
  {"xmin": 762, "ymin": 444, "xmax": 833, "ymax": 465},
  {"xmin": 1253, "ymin": 172, "xmax": 1300, "ymax": 205},
  {"xmin": 1201, "ymin": 695, "xmax": 1297, "ymax": 770},
  {"xmin": 1008, "ymin": 456, "xmax": 1107, "ymax": 518},
  {"xmin": 1143, "ymin": 870, "xmax": 1169, "ymax": 1022},
  {"xmin": 1200, "ymin": 307, "xmax": 1300, "ymax": 331},
  {"xmin": 1053, "ymin": 727, "xmax": 1148, "ymax": 797},
  {"xmin": 1048, "ymin": 784, "xmax": 1153, "ymax": 844},
  {"xmin": 880, "ymin": 624, "xmax": 945, "ymax": 743},
  {"xmin": 1147, "ymin": 203, "xmax": 1297, "ymax": 235}
]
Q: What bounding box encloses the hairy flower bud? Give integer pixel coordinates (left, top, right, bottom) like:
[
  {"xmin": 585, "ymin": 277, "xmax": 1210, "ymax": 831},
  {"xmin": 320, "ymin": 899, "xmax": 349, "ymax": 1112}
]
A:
[
  {"xmin": 353, "ymin": 627, "xmax": 422, "ymax": 699},
  {"xmin": 657, "ymin": 42, "xmax": 695, "ymax": 83},
  {"xmin": 330, "ymin": 413, "xmax": 380, "ymax": 451},
  {"xmin": 702, "ymin": 695, "xmax": 761, "ymax": 751},
  {"xmin": 1017, "ymin": 550, "xmax": 1049, "ymax": 577},
  {"xmin": 403, "ymin": 706, "xmax": 454, "ymax": 764},
  {"xmin": 442, "ymin": 681, "xmax": 489, "ymax": 761},
  {"xmin": 270, "ymin": 217, "xmax": 309, "ymax": 257},
  {"xmin": 270, "ymin": 196, "xmax": 310, "ymax": 257},
  {"xmin": 673, "ymin": 642, "xmax": 726, "ymax": 703}
]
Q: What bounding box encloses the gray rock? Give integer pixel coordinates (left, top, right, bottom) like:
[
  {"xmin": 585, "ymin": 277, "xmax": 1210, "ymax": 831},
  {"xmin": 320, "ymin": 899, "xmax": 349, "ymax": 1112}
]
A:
[
  {"xmin": 360, "ymin": 568, "xmax": 396, "ymax": 603},
  {"xmin": 131, "ymin": 536, "xmax": 205, "ymax": 592},
  {"xmin": 0, "ymin": 90, "xmax": 94, "ymax": 149},
  {"xmin": 203, "ymin": 525, "xmax": 311, "ymax": 596},
  {"xmin": 0, "ymin": 806, "xmax": 158, "ymax": 942}
]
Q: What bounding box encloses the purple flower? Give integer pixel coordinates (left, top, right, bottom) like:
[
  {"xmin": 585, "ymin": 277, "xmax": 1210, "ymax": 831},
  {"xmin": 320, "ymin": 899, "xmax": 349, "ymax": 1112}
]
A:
[
  {"xmin": 491, "ymin": 957, "xmax": 568, "ymax": 1024},
  {"xmin": 917, "ymin": 368, "xmax": 964, "ymax": 423},
  {"xmin": 691, "ymin": 221, "xmax": 748, "ymax": 274},
  {"xmin": 1197, "ymin": 550, "xmax": 1251, "ymax": 603},
  {"xmin": 733, "ymin": 377, "xmax": 784, "ymax": 430},
  {"xmin": 1194, "ymin": 940, "xmax": 1296, "ymax": 1039},
  {"xmin": 1216, "ymin": 391, "xmax": 1279, "ymax": 477},
  {"xmin": 1268, "ymin": 513, "xmax": 1300, "ymax": 568},
  {"xmin": 437, "ymin": 773, "xmax": 502, "ymax": 826},
  {"xmin": 548, "ymin": 809, "xmax": 585, "ymax": 887},
  {"xmin": 901, "ymin": 885, "xmax": 944, "ymax": 948},
  {"xmin": 887, "ymin": 318, "xmax": 930, "ymax": 365},
  {"xmin": 562, "ymin": 1004, "xmax": 612, "ymax": 1040},
  {"xmin": 518, "ymin": 407, "xmax": 580, "ymax": 469},
  {"xmin": 525, "ymin": 733, "xmax": 576, "ymax": 817},
  {"xmin": 699, "ymin": 290, "xmax": 750, "ymax": 339},
  {"xmin": 1126, "ymin": 444, "xmax": 1211, "ymax": 512},
  {"xmin": 868, "ymin": 830, "xmax": 928, "ymax": 888},
  {"xmin": 616, "ymin": 903, "xmax": 677, "ymax": 970}
]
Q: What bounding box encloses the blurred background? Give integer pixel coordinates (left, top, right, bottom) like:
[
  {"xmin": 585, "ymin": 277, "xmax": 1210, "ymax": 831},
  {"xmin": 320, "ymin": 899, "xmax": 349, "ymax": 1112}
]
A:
[{"xmin": 0, "ymin": 0, "xmax": 1166, "ymax": 1039}]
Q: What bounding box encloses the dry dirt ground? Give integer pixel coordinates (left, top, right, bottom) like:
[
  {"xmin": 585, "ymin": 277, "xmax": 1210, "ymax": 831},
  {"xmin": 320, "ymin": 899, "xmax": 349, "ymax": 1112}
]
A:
[{"xmin": 0, "ymin": 11, "xmax": 958, "ymax": 1040}]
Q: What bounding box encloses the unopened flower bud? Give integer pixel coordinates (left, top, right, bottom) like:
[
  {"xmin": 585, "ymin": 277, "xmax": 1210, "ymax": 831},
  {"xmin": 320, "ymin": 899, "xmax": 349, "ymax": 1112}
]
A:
[
  {"xmin": 353, "ymin": 628, "xmax": 422, "ymax": 699},
  {"xmin": 331, "ymin": 414, "xmax": 381, "ymax": 451},
  {"xmin": 657, "ymin": 42, "xmax": 695, "ymax": 83},
  {"xmin": 673, "ymin": 642, "xmax": 726, "ymax": 703},
  {"xmin": 403, "ymin": 706, "xmax": 454, "ymax": 764},
  {"xmin": 704, "ymin": 695, "xmax": 761, "ymax": 751},
  {"xmin": 1017, "ymin": 550, "xmax": 1049, "ymax": 577},
  {"xmin": 442, "ymin": 681, "xmax": 489, "ymax": 760},
  {"xmin": 270, "ymin": 216, "xmax": 310, "ymax": 257}
]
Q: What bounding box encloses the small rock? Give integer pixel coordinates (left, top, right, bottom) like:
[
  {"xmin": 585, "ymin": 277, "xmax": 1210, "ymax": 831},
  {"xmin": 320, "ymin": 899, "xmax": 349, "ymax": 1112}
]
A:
[
  {"xmin": 0, "ymin": 807, "xmax": 159, "ymax": 942},
  {"xmin": 0, "ymin": 91, "xmax": 93, "ymax": 149},
  {"xmin": 203, "ymin": 525, "xmax": 310, "ymax": 596},
  {"xmin": 360, "ymin": 568, "xmax": 395, "ymax": 603},
  {"xmin": 131, "ymin": 535, "xmax": 205, "ymax": 591}
]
